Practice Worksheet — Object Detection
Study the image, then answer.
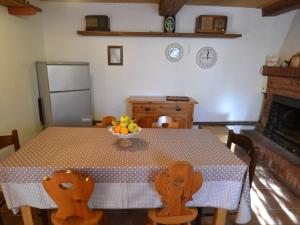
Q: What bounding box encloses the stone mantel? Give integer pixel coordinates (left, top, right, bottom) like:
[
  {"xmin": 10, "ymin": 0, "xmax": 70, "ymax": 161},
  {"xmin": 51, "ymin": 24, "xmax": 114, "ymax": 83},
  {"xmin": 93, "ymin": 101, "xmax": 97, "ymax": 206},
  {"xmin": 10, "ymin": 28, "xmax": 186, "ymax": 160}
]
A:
[{"xmin": 261, "ymin": 66, "xmax": 300, "ymax": 79}]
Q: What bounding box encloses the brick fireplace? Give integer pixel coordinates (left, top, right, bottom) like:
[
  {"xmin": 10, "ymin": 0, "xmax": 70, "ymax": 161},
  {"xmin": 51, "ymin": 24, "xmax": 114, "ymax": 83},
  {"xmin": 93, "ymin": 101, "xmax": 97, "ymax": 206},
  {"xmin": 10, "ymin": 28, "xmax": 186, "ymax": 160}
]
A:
[
  {"xmin": 249, "ymin": 73, "xmax": 300, "ymax": 196},
  {"xmin": 261, "ymin": 76, "xmax": 300, "ymax": 127},
  {"xmin": 264, "ymin": 95, "xmax": 300, "ymax": 157}
]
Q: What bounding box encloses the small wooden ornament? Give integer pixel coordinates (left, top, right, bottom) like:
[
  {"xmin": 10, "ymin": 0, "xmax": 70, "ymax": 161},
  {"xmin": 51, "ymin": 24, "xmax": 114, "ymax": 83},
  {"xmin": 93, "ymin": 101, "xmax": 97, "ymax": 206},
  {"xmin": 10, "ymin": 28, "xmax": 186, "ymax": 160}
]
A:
[
  {"xmin": 164, "ymin": 16, "xmax": 176, "ymax": 33},
  {"xmin": 290, "ymin": 52, "xmax": 300, "ymax": 68}
]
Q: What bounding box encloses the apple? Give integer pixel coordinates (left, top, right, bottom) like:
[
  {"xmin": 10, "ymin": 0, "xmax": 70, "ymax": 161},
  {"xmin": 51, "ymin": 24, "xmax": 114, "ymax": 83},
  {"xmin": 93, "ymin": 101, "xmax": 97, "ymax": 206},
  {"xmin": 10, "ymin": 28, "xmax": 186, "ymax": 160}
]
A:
[
  {"xmin": 120, "ymin": 115, "xmax": 130, "ymax": 123},
  {"xmin": 112, "ymin": 120, "xmax": 118, "ymax": 126},
  {"xmin": 128, "ymin": 123, "xmax": 139, "ymax": 133},
  {"xmin": 120, "ymin": 121, "xmax": 129, "ymax": 128}
]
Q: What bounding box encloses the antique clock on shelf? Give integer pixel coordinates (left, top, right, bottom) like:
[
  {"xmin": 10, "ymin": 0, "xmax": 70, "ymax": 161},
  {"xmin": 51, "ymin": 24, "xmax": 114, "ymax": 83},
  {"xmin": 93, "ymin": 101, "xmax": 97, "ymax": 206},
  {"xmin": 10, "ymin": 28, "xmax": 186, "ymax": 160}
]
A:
[
  {"xmin": 196, "ymin": 47, "xmax": 217, "ymax": 69},
  {"xmin": 195, "ymin": 15, "xmax": 227, "ymax": 33},
  {"xmin": 85, "ymin": 15, "xmax": 110, "ymax": 31}
]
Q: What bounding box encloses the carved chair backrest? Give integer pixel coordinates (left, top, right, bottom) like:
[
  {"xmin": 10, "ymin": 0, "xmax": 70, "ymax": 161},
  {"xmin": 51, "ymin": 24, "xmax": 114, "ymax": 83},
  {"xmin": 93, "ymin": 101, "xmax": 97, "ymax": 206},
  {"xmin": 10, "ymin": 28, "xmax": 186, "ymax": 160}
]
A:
[
  {"xmin": 42, "ymin": 170, "xmax": 96, "ymax": 220},
  {"xmin": 155, "ymin": 161, "xmax": 203, "ymax": 217},
  {"xmin": 137, "ymin": 117, "xmax": 157, "ymax": 128},
  {"xmin": 96, "ymin": 116, "xmax": 116, "ymax": 128},
  {"xmin": 154, "ymin": 116, "xmax": 179, "ymax": 128},
  {"xmin": 227, "ymin": 130, "xmax": 260, "ymax": 188},
  {"xmin": 0, "ymin": 129, "xmax": 20, "ymax": 151}
]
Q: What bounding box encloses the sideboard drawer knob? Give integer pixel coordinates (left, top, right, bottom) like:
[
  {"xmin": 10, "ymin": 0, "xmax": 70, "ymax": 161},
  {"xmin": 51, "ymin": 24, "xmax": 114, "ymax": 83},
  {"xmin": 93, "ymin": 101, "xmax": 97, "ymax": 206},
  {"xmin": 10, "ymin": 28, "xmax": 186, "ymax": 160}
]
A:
[{"xmin": 175, "ymin": 106, "xmax": 182, "ymax": 112}]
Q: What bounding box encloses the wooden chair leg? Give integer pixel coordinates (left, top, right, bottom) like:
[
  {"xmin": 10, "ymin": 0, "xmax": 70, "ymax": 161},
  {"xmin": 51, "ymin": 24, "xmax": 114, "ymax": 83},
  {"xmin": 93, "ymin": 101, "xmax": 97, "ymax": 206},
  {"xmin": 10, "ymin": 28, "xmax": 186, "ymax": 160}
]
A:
[
  {"xmin": 147, "ymin": 216, "xmax": 154, "ymax": 225},
  {"xmin": 40, "ymin": 209, "xmax": 49, "ymax": 225},
  {"xmin": 0, "ymin": 216, "xmax": 4, "ymax": 225},
  {"xmin": 21, "ymin": 206, "xmax": 35, "ymax": 225},
  {"xmin": 192, "ymin": 207, "xmax": 202, "ymax": 225},
  {"xmin": 212, "ymin": 208, "xmax": 227, "ymax": 225}
]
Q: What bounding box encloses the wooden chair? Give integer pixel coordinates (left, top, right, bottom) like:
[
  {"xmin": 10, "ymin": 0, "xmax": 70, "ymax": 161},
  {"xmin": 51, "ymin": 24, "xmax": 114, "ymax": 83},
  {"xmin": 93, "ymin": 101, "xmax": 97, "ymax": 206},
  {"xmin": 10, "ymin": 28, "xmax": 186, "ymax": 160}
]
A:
[
  {"xmin": 95, "ymin": 116, "xmax": 116, "ymax": 128},
  {"xmin": 43, "ymin": 170, "xmax": 103, "ymax": 225},
  {"xmin": 227, "ymin": 130, "xmax": 260, "ymax": 188},
  {"xmin": 147, "ymin": 161, "xmax": 203, "ymax": 225},
  {"xmin": 137, "ymin": 117, "xmax": 157, "ymax": 128},
  {"xmin": 153, "ymin": 116, "xmax": 180, "ymax": 129},
  {"xmin": 0, "ymin": 130, "xmax": 49, "ymax": 225},
  {"xmin": 0, "ymin": 129, "xmax": 20, "ymax": 151},
  {"xmin": 195, "ymin": 130, "xmax": 260, "ymax": 225},
  {"xmin": 0, "ymin": 130, "xmax": 20, "ymax": 224}
]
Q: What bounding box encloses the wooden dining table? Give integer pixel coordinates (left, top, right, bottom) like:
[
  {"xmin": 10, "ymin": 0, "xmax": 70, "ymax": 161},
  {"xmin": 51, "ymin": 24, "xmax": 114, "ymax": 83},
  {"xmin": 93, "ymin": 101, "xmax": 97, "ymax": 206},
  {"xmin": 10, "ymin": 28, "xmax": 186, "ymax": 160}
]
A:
[{"xmin": 0, "ymin": 127, "xmax": 251, "ymax": 225}]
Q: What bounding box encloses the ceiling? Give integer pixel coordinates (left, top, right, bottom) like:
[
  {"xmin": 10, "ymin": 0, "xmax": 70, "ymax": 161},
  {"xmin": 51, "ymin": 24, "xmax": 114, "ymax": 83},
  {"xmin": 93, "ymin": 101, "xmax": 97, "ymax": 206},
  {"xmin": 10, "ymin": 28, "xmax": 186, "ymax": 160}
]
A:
[{"xmin": 41, "ymin": 0, "xmax": 280, "ymax": 9}]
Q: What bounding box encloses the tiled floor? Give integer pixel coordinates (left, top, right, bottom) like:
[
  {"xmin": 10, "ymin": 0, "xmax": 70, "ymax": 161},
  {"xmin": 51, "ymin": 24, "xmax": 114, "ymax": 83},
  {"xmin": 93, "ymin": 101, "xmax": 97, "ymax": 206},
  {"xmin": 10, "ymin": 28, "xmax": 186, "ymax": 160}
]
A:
[
  {"xmin": 204, "ymin": 125, "xmax": 300, "ymax": 225},
  {"xmin": 245, "ymin": 165, "xmax": 300, "ymax": 225},
  {"xmin": 1, "ymin": 126, "xmax": 300, "ymax": 225}
]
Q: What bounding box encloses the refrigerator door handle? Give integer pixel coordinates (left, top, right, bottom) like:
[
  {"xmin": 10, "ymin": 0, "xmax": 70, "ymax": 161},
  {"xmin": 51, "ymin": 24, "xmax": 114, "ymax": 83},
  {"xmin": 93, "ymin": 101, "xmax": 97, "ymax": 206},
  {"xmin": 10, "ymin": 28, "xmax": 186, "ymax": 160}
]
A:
[
  {"xmin": 81, "ymin": 118, "xmax": 92, "ymax": 122},
  {"xmin": 38, "ymin": 97, "xmax": 45, "ymax": 126}
]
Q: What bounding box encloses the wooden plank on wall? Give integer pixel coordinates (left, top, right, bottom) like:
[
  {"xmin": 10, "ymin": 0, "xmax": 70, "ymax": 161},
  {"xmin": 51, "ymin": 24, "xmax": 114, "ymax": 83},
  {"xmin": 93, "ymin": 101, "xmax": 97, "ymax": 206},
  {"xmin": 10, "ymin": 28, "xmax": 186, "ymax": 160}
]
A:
[
  {"xmin": 77, "ymin": 30, "xmax": 242, "ymax": 38},
  {"xmin": 159, "ymin": 0, "xmax": 186, "ymax": 16},
  {"xmin": 262, "ymin": 0, "xmax": 300, "ymax": 16}
]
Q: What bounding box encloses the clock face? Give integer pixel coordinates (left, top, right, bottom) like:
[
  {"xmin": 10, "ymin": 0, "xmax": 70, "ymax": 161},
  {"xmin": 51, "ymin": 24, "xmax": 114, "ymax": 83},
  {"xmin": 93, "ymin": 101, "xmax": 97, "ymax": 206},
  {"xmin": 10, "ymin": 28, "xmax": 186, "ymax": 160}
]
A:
[
  {"xmin": 166, "ymin": 43, "xmax": 183, "ymax": 62},
  {"xmin": 196, "ymin": 47, "xmax": 217, "ymax": 69}
]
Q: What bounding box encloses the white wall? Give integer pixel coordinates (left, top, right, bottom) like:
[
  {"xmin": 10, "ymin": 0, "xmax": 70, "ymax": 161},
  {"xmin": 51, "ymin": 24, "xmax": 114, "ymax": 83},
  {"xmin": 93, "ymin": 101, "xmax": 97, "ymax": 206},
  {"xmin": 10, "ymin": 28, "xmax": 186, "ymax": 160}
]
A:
[
  {"xmin": 0, "ymin": 2, "xmax": 45, "ymax": 159},
  {"xmin": 280, "ymin": 10, "xmax": 300, "ymax": 59},
  {"xmin": 41, "ymin": 3, "xmax": 294, "ymax": 122}
]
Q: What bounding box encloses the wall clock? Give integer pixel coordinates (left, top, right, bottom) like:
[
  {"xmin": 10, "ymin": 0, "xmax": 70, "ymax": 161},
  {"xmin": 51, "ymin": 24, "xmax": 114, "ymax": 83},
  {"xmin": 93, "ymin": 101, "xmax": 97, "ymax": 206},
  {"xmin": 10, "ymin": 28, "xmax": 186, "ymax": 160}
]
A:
[
  {"xmin": 166, "ymin": 43, "xmax": 183, "ymax": 62},
  {"xmin": 196, "ymin": 47, "xmax": 217, "ymax": 69}
]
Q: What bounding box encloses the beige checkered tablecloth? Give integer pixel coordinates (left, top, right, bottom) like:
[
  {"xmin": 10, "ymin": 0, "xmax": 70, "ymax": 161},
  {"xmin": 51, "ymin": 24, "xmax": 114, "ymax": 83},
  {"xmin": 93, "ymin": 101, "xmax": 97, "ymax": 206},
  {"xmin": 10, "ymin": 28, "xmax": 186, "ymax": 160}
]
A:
[{"xmin": 0, "ymin": 127, "xmax": 251, "ymax": 224}]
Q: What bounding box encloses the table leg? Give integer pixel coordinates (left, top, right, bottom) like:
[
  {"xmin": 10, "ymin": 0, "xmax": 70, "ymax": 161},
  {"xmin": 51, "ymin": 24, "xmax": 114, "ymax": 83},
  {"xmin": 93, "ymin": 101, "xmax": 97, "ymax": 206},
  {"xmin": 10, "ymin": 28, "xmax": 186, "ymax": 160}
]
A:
[
  {"xmin": 212, "ymin": 208, "xmax": 227, "ymax": 225},
  {"xmin": 21, "ymin": 206, "xmax": 34, "ymax": 225}
]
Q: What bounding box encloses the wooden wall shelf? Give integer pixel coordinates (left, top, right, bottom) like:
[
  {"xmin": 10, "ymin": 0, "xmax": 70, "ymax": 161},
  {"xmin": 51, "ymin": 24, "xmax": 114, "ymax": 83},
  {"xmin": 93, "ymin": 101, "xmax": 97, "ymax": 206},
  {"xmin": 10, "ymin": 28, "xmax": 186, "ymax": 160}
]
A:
[
  {"xmin": 77, "ymin": 31, "xmax": 242, "ymax": 39},
  {"xmin": 261, "ymin": 66, "xmax": 300, "ymax": 78},
  {"xmin": 0, "ymin": 0, "xmax": 42, "ymax": 15}
]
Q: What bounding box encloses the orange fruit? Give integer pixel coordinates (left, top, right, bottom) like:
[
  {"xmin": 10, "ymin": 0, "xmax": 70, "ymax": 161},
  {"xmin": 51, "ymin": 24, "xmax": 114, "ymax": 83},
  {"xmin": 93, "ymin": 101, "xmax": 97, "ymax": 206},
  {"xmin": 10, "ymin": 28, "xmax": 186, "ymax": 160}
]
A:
[
  {"xmin": 114, "ymin": 125, "xmax": 121, "ymax": 133},
  {"xmin": 121, "ymin": 127, "xmax": 129, "ymax": 135}
]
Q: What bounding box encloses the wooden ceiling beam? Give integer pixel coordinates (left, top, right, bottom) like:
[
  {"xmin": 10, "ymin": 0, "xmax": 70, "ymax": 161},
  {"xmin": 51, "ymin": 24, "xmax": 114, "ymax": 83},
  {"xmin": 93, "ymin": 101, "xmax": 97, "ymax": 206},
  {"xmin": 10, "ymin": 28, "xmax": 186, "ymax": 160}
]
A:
[
  {"xmin": 159, "ymin": 0, "xmax": 186, "ymax": 16},
  {"xmin": 262, "ymin": 0, "xmax": 300, "ymax": 17},
  {"xmin": 39, "ymin": 0, "xmax": 283, "ymax": 9}
]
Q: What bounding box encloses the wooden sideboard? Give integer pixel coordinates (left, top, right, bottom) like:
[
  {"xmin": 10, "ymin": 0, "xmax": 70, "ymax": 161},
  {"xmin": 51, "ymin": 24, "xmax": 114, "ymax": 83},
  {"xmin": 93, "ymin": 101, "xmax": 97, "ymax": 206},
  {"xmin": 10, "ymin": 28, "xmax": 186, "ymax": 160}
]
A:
[{"xmin": 127, "ymin": 96, "xmax": 198, "ymax": 128}]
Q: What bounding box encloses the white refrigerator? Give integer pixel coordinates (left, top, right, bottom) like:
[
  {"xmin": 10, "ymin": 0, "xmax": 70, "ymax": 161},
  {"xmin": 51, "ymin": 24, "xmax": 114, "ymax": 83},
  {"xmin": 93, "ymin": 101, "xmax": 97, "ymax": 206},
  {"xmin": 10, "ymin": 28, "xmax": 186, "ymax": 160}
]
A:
[{"xmin": 36, "ymin": 62, "xmax": 93, "ymax": 128}]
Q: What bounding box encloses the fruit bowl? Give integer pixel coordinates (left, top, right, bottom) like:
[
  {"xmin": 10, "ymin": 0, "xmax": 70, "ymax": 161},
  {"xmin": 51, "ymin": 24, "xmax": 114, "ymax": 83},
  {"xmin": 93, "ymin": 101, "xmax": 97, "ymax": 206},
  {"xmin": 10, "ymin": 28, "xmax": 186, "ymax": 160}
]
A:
[
  {"xmin": 108, "ymin": 115, "xmax": 142, "ymax": 147},
  {"xmin": 108, "ymin": 127, "xmax": 142, "ymax": 139}
]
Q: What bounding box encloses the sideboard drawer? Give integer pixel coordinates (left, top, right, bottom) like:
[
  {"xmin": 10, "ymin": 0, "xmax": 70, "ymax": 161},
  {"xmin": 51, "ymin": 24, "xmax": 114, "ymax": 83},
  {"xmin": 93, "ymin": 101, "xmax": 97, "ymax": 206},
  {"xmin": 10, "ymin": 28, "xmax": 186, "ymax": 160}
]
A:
[
  {"xmin": 159, "ymin": 104, "xmax": 192, "ymax": 114},
  {"xmin": 133, "ymin": 104, "xmax": 160, "ymax": 114}
]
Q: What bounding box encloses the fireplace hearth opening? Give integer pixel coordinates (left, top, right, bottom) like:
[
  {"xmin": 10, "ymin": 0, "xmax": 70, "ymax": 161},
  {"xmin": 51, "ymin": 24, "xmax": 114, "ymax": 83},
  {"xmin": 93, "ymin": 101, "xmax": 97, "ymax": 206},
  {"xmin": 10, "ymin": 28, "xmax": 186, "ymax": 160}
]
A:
[{"xmin": 264, "ymin": 95, "xmax": 300, "ymax": 158}]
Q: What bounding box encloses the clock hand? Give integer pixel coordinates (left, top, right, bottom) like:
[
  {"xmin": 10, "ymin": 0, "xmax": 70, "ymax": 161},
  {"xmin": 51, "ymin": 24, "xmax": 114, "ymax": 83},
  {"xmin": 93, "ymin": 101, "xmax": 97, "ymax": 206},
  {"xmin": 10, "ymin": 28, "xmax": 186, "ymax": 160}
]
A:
[{"xmin": 207, "ymin": 51, "xmax": 209, "ymax": 60}]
